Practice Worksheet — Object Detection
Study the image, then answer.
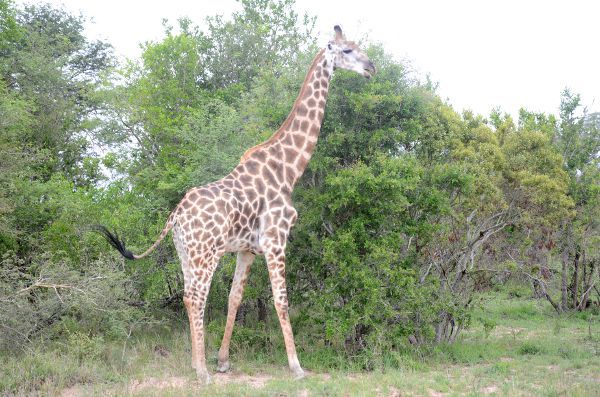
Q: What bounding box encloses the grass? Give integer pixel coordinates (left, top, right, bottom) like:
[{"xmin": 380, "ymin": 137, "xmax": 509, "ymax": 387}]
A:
[{"xmin": 1, "ymin": 288, "xmax": 599, "ymax": 396}]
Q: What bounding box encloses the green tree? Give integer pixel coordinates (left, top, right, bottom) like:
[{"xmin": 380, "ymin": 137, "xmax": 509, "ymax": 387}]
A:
[
  {"xmin": 0, "ymin": 79, "xmax": 33, "ymax": 252},
  {"xmin": 0, "ymin": 3, "xmax": 113, "ymax": 258},
  {"xmin": 553, "ymin": 90, "xmax": 600, "ymax": 311},
  {"xmin": 4, "ymin": 4, "xmax": 112, "ymax": 185},
  {"xmin": 0, "ymin": 0, "xmax": 21, "ymax": 56}
]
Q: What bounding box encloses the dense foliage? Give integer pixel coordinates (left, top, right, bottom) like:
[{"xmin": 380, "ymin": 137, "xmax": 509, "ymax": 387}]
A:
[{"xmin": 0, "ymin": 0, "xmax": 598, "ymax": 367}]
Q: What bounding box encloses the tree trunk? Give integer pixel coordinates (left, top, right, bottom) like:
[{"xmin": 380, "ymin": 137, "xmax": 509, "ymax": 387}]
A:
[
  {"xmin": 560, "ymin": 223, "xmax": 571, "ymax": 311},
  {"xmin": 571, "ymin": 251, "xmax": 580, "ymax": 309},
  {"xmin": 236, "ymin": 302, "xmax": 247, "ymax": 325},
  {"xmin": 561, "ymin": 250, "xmax": 569, "ymax": 311},
  {"xmin": 526, "ymin": 271, "xmax": 562, "ymax": 313},
  {"xmin": 435, "ymin": 311, "xmax": 448, "ymax": 343},
  {"xmin": 578, "ymin": 258, "xmax": 597, "ymax": 310},
  {"xmin": 257, "ymin": 297, "xmax": 268, "ymax": 323}
]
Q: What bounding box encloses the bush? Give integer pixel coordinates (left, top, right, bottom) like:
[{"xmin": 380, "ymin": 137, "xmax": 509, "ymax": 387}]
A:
[
  {"xmin": 289, "ymin": 156, "xmax": 444, "ymax": 354},
  {"xmin": 0, "ymin": 252, "xmax": 153, "ymax": 352},
  {"xmin": 63, "ymin": 331, "xmax": 106, "ymax": 362},
  {"xmin": 517, "ymin": 341, "xmax": 545, "ymax": 355}
]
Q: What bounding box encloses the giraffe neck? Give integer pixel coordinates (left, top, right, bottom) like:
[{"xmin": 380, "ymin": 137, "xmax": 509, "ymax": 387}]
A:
[{"xmin": 240, "ymin": 48, "xmax": 334, "ymax": 188}]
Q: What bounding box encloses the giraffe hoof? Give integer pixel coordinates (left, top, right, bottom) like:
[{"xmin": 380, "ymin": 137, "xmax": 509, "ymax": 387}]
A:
[
  {"xmin": 216, "ymin": 360, "xmax": 230, "ymax": 373},
  {"xmin": 196, "ymin": 369, "xmax": 211, "ymax": 385},
  {"xmin": 196, "ymin": 372, "xmax": 211, "ymax": 385},
  {"xmin": 292, "ymin": 367, "xmax": 305, "ymax": 380}
]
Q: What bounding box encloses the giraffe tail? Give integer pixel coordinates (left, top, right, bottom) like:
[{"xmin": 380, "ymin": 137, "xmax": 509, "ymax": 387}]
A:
[{"xmin": 94, "ymin": 210, "xmax": 177, "ymax": 260}]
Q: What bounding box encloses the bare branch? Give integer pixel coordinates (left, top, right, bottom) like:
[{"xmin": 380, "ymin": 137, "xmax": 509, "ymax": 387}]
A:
[
  {"xmin": 15, "ymin": 280, "xmax": 86, "ymax": 296},
  {"xmin": 523, "ymin": 272, "xmax": 561, "ymax": 313}
]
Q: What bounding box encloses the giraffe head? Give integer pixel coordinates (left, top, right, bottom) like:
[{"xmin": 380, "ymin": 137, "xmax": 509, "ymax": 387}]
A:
[{"xmin": 327, "ymin": 25, "xmax": 376, "ymax": 79}]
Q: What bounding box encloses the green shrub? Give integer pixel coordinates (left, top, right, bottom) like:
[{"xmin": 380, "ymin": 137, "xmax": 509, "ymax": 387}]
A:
[
  {"xmin": 229, "ymin": 323, "xmax": 276, "ymax": 352},
  {"xmin": 63, "ymin": 331, "xmax": 106, "ymax": 362},
  {"xmin": 487, "ymin": 361, "xmax": 510, "ymax": 375},
  {"xmin": 500, "ymin": 301, "xmax": 541, "ymax": 320},
  {"xmin": 517, "ymin": 341, "xmax": 545, "ymax": 355},
  {"xmin": 481, "ymin": 317, "xmax": 498, "ymax": 338},
  {"xmin": 0, "ymin": 252, "xmax": 153, "ymax": 352}
]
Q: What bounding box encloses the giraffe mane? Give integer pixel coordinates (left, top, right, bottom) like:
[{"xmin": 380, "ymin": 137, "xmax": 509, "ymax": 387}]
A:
[{"xmin": 239, "ymin": 48, "xmax": 326, "ymax": 163}]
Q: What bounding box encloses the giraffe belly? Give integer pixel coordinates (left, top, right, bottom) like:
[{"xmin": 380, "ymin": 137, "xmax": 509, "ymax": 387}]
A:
[{"xmin": 222, "ymin": 227, "xmax": 263, "ymax": 254}]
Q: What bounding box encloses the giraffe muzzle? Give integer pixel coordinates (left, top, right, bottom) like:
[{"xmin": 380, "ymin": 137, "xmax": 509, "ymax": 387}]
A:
[{"xmin": 363, "ymin": 61, "xmax": 376, "ymax": 79}]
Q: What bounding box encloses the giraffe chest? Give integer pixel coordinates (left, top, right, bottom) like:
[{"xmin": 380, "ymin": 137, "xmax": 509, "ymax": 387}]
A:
[{"xmin": 223, "ymin": 194, "xmax": 297, "ymax": 254}]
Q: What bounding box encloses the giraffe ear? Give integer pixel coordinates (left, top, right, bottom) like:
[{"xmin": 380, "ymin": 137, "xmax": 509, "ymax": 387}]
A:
[{"xmin": 334, "ymin": 25, "xmax": 344, "ymax": 41}]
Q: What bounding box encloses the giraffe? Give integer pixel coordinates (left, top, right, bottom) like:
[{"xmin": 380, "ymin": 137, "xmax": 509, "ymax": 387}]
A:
[{"xmin": 96, "ymin": 25, "xmax": 375, "ymax": 384}]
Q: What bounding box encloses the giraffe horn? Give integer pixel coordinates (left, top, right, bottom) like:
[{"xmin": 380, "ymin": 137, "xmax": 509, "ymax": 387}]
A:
[{"xmin": 334, "ymin": 25, "xmax": 344, "ymax": 41}]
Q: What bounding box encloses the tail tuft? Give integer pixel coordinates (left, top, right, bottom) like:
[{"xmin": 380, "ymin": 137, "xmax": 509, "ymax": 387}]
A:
[{"xmin": 93, "ymin": 225, "xmax": 136, "ymax": 260}]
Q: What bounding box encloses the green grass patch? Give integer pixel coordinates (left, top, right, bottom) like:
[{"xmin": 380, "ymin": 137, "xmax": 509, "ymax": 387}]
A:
[
  {"xmin": 435, "ymin": 340, "xmax": 504, "ymax": 364},
  {"xmin": 517, "ymin": 341, "xmax": 546, "ymax": 355},
  {"xmin": 1, "ymin": 290, "xmax": 599, "ymax": 396}
]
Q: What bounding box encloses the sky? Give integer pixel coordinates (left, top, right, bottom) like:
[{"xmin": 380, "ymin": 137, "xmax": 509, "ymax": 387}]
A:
[{"xmin": 20, "ymin": 0, "xmax": 600, "ymax": 119}]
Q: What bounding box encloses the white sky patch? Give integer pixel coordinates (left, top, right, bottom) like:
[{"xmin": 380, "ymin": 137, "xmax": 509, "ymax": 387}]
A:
[{"xmin": 20, "ymin": 0, "xmax": 600, "ymax": 119}]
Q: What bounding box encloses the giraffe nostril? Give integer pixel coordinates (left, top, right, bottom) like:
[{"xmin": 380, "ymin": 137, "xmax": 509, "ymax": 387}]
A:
[{"xmin": 367, "ymin": 61, "xmax": 376, "ymax": 74}]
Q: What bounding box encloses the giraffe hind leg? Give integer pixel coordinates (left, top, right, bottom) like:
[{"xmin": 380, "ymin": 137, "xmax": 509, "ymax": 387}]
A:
[
  {"xmin": 181, "ymin": 244, "xmax": 221, "ymax": 384},
  {"xmin": 217, "ymin": 251, "xmax": 255, "ymax": 372},
  {"xmin": 172, "ymin": 227, "xmax": 198, "ymax": 370}
]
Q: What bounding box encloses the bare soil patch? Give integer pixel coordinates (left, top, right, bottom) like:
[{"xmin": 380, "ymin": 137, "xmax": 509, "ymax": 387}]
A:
[
  {"xmin": 481, "ymin": 385, "xmax": 499, "ymax": 394},
  {"xmin": 60, "ymin": 372, "xmax": 276, "ymax": 396},
  {"xmin": 212, "ymin": 372, "xmax": 274, "ymax": 388}
]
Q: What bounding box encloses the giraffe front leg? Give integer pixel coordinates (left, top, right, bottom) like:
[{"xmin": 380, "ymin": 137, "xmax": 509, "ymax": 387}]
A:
[
  {"xmin": 266, "ymin": 247, "xmax": 305, "ymax": 379},
  {"xmin": 217, "ymin": 251, "xmax": 255, "ymax": 372}
]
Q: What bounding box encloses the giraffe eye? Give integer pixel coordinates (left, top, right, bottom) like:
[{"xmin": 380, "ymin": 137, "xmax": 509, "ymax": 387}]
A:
[{"xmin": 343, "ymin": 49, "xmax": 353, "ymax": 54}]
